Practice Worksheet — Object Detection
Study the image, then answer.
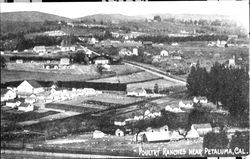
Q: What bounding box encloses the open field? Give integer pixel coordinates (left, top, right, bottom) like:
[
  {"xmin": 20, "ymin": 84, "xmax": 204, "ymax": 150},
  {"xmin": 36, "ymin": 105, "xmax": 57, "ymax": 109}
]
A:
[
  {"xmin": 55, "ymin": 93, "xmax": 144, "ymax": 109},
  {"xmin": 88, "ymin": 71, "xmax": 161, "ymax": 83},
  {"xmin": 6, "ymin": 63, "xmax": 142, "ymax": 75},
  {"xmin": 1, "ymin": 109, "xmax": 59, "ymax": 123},
  {"xmin": 1, "ymin": 63, "xmax": 143, "ymax": 83},
  {"xmin": 1, "ymin": 69, "xmax": 100, "ymax": 83},
  {"xmin": 6, "ymin": 63, "xmax": 100, "ymax": 75},
  {"xmin": 30, "ymin": 133, "xmax": 203, "ymax": 157},
  {"xmin": 18, "ymin": 111, "xmax": 81, "ymax": 126},
  {"xmin": 109, "ymin": 64, "xmax": 143, "ymax": 75},
  {"xmin": 127, "ymin": 79, "xmax": 181, "ymax": 91}
]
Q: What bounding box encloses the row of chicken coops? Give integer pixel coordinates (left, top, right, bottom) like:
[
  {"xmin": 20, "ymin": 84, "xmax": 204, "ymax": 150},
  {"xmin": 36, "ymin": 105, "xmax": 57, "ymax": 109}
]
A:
[
  {"xmin": 114, "ymin": 110, "xmax": 162, "ymax": 126},
  {"xmin": 47, "ymin": 88, "xmax": 102, "ymax": 102}
]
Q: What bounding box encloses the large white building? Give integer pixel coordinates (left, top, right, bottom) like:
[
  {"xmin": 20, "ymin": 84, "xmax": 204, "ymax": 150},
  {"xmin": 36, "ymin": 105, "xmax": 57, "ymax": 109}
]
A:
[{"xmin": 17, "ymin": 80, "xmax": 44, "ymax": 95}]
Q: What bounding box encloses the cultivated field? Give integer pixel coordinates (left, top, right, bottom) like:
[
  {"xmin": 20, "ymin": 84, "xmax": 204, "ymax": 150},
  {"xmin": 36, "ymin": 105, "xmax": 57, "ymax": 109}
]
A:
[
  {"xmin": 1, "ymin": 69, "xmax": 99, "ymax": 83},
  {"xmin": 41, "ymin": 132, "xmax": 203, "ymax": 157},
  {"xmin": 55, "ymin": 93, "xmax": 145, "ymax": 109},
  {"xmin": 109, "ymin": 64, "xmax": 143, "ymax": 75},
  {"xmin": 127, "ymin": 79, "xmax": 181, "ymax": 91},
  {"xmin": 2, "ymin": 63, "xmax": 143, "ymax": 83},
  {"xmin": 1, "ymin": 108, "xmax": 59, "ymax": 123},
  {"xmin": 6, "ymin": 63, "xmax": 100, "ymax": 75},
  {"xmin": 88, "ymin": 71, "xmax": 161, "ymax": 83}
]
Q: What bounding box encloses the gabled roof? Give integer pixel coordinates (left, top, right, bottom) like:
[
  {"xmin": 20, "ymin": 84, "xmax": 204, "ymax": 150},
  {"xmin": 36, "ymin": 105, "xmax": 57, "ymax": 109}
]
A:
[
  {"xmin": 34, "ymin": 46, "xmax": 45, "ymax": 49},
  {"xmin": 25, "ymin": 80, "xmax": 42, "ymax": 88},
  {"xmin": 1, "ymin": 89, "xmax": 9, "ymax": 95},
  {"xmin": 180, "ymin": 100, "xmax": 193, "ymax": 105},
  {"xmin": 19, "ymin": 103, "xmax": 31, "ymax": 107},
  {"xmin": 143, "ymin": 131, "xmax": 170, "ymax": 142},
  {"xmin": 192, "ymin": 123, "xmax": 212, "ymax": 130},
  {"xmin": 128, "ymin": 87, "xmax": 146, "ymax": 93},
  {"xmin": 62, "ymin": 45, "xmax": 76, "ymax": 47},
  {"xmin": 194, "ymin": 96, "xmax": 207, "ymax": 100},
  {"xmin": 93, "ymin": 56, "xmax": 110, "ymax": 61},
  {"xmin": 143, "ymin": 41, "xmax": 153, "ymax": 44}
]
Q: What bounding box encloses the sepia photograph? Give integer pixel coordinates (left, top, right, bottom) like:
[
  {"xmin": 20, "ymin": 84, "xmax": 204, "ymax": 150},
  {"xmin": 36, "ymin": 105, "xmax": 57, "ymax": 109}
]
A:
[{"xmin": 0, "ymin": 1, "xmax": 249, "ymax": 158}]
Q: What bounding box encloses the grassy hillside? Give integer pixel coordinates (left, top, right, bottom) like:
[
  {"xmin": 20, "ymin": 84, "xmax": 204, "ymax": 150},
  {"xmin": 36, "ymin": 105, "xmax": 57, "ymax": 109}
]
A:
[
  {"xmin": 0, "ymin": 11, "xmax": 72, "ymax": 22},
  {"xmin": 75, "ymin": 14, "xmax": 143, "ymax": 23}
]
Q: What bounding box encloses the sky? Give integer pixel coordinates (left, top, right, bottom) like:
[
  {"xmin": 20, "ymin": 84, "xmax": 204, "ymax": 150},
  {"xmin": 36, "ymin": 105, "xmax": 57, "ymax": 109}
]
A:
[{"xmin": 0, "ymin": 1, "xmax": 249, "ymax": 29}]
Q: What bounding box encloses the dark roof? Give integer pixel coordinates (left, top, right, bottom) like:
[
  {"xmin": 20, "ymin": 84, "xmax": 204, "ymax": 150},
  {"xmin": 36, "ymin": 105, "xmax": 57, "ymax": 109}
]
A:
[
  {"xmin": 94, "ymin": 57, "xmax": 109, "ymax": 61},
  {"xmin": 143, "ymin": 41, "xmax": 153, "ymax": 45},
  {"xmin": 1, "ymin": 89, "xmax": 9, "ymax": 95},
  {"xmin": 128, "ymin": 87, "xmax": 146, "ymax": 93},
  {"xmin": 92, "ymin": 55, "xmax": 110, "ymax": 61},
  {"xmin": 44, "ymin": 64, "xmax": 59, "ymax": 66},
  {"xmin": 192, "ymin": 123, "xmax": 212, "ymax": 129},
  {"xmin": 19, "ymin": 103, "xmax": 31, "ymax": 107},
  {"xmin": 194, "ymin": 96, "xmax": 207, "ymax": 100},
  {"xmin": 26, "ymin": 80, "xmax": 42, "ymax": 88}
]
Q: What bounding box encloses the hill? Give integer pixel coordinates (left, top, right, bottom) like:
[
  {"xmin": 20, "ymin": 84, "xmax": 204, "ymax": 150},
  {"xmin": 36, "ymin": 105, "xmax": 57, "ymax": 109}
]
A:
[
  {"xmin": 137, "ymin": 13, "xmax": 231, "ymax": 21},
  {"xmin": 76, "ymin": 13, "xmax": 232, "ymax": 23},
  {"xmin": 0, "ymin": 11, "xmax": 72, "ymax": 22},
  {"xmin": 75, "ymin": 14, "xmax": 144, "ymax": 23}
]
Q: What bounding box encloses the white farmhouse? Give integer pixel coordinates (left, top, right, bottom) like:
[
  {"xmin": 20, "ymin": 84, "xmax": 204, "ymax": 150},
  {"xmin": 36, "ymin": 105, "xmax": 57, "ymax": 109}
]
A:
[
  {"xmin": 160, "ymin": 50, "xmax": 169, "ymax": 57},
  {"xmin": 179, "ymin": 101, "xmax": 193, "ymax": 109},
  {"xmin": 132, "ymin": 48, "xmax": 138, "ymax": 56},
  {"xmin": 33, "ymin": 46, "xmax": 46, "ymax": 53},
  {"xmin": 93, "ymin": 57, "xmax": 109, "ymax": 65},
  {"xmin": 61, "ymin": 45, "xmax": 76, "ymax": 52},
  {"xmin": 16, "ymin": 59, "xmax": 23, "ymax": 64},
  {"xmin": 127, "ymin": 88, "xmax": 147, "ymax": 97},
  {"xmin": 171, "ymin": 43, "xmax": 179, "ymax": 46},
  {"xmin": 119, "ymin": 48, "xmax": 132, "ymax": 56},
  {"xmin": 6, "ymin": 100, "xmax": 21, "ymax": 108},
  {"xmin": 18, "ymin": 103, "xmax": 34, "ymax": 112},
  {"xmin": 93, "ymin": 130, "xmax": 105, "ymax": 139},
  {"xmin": 186, "ymin": 128, "xmax": 200, "ymax": 139},
  {"xmin": 114, "ymin": 121, "xmax": 126, "ymax": 126},
  {"xmin": 191, "ymin": 123, "xmax": 212, "ymax": 136},
  {"xmin": 17, "ymin": 80, "xmax": 44, "ymax": 95},
  {"xmin": 115, "ymin": 129, "xmax": 125, "ymax": 137},
  {"xmin": 193, "ymin": 96, "xmax": 208, "ymax": 104},
  {"xmin": 60, "ymin": 58, "xmax": 70, "ymax": 66},
  {"xmin": 82, "ymin": 88, "xmax": 100, "ymax": 95},
  {"xmin": 1, "ymin": 88, "xmax": 16, "ymax": 102}
]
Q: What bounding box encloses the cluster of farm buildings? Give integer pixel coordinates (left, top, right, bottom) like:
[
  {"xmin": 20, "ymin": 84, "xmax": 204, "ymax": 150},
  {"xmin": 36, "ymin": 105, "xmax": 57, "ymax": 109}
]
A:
[
  {"xmin": 93, "ymin": 122, "xmax": 214, "ymax": 143},
  {"xmin": 1, "ymin": 80, "xmax": 102, "ymax": 112}
]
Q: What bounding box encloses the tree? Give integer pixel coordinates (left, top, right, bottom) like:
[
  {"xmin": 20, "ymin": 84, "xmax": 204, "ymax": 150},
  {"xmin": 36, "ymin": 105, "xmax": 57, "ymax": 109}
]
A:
[
  {"xmin": 186, "ymin": 65, "xmax": 197, "ymax": 96},
  {"xmin": 177, "ymin": 107, "xmax": 210, "ymax": 139},
  {"xmin": 96, "ymin": 64, "xmax": 105, "ymax": 75},
  {"xmin": 220, "ymin": 67, "xmax": 249, "ymax": 119},
  {"xmin": 103, "ymin": 30, "xmax": 112, "ymax": 40},
  {"xmin": 96, "ymin": 110, "xmax": 116, "ymax": 134},
  {"xmin": 154, "ymin": 83, "xmax": 159, "ymax": 93},
  {"xmin": 1, "ymin": 56, "xmax": 6, "ymax": 68},
  {"xmin": 203, "ymin": 131, "xmax": 229, "ymax": 149},
  {"xmin": 153, "ymin": 15, "xmax": 161, "ymax": 22},
  {"xmin": 186, "ymin": 61, "xmax": 208, "ymax": 97},
  {"xmin": 73, "ymin": 52, "xmax": 86, "ymax": 64},
  {"xmin": 206, "ymin": 62, "xmax": 225, "ymax": 107},
  {"xmin": 133, "ymin": 102, "xmax": 159, "ymax": 143},
  {"xmin": 187, "ymin": 59, "xmax": 248, "ymax": 125},
  {"xmin": 230, "ymin": 131, "xmax": 249, "ymax": 151}
]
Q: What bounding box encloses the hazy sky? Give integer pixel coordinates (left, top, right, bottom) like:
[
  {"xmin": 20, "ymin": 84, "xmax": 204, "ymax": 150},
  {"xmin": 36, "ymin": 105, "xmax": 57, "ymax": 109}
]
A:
[{"xmin": 0, "ymin": 1, "xmax": 249, "ymax": 29}]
